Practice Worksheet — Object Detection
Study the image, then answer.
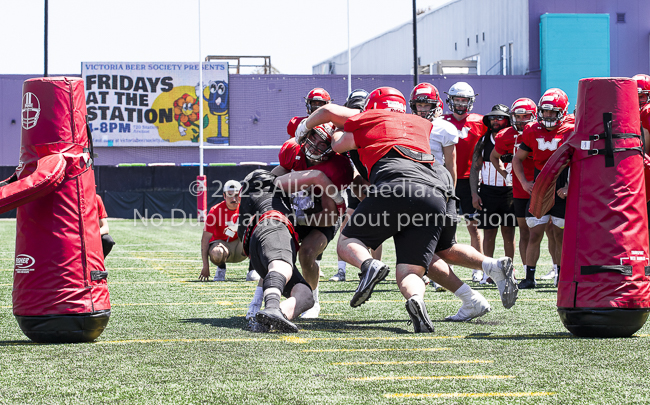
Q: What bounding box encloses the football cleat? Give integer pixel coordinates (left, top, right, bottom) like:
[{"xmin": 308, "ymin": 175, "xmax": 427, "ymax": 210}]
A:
[
  {"xmin": 329, "ymin": 268, "xmax": 346, "ymax": 282},
  {"xmin": 213, "ymin": 268, "xmax": 226, "ymax": 282},
  {"xmin": 422, "ymin": 275, "xmax": 431, "ymax": 285},
  {"xmin": 431, "ymin": 282, "xmax": 446, "ymax": 292},
  {"xmin": 471, "ymin": 270, "xmax": 483, "ymax": 283},
  {"xmin": 246, "ymin": 300, "xmax": 261, "ymax": 321},
  {"xmin": 245, "ymin": 318, "xmax": 270, "ymax": 333},
  {"xmin": 479, "ymin": 271, "xmax": 495, "ymax": 285},
  {"xmin": 255, "ymin": 308, "xmax": 299, "ymax": 333},
  {"xmin": 518, "ymin": 278, "xmax": 537, "ymax": 289},
  {"xmin": 445, "ymin": 290, "xmax": 491, "ymax": 322},
  {"xmin": 405, "ymin": 295, "xmax": 435, "ymax": 333},
  {"xmin": 350, "ymin": 259, "xmax": 390, "ymax": 307},
  {"xmin": 484, "ymin": 257, "xmax": 518, "ymax": 309},
  {"xmin": 541, "ymin": 268, "xmax": 556, "ymax": 280},
  {"xmin": 300, "ymin": 301, "xmax": 321, "ymax": 319},
  {"xmin": 246, "ymin": 270, "xmax": 261, "ymax": 281}
]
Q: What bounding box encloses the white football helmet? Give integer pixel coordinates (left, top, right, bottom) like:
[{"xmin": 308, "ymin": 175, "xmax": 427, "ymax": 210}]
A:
[{"xmin": 445, "ymin": 82, "xmax": 476, "ymax": 115}]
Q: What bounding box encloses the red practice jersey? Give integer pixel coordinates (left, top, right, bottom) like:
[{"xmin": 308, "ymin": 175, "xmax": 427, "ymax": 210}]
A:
[
  {"xmin": 494, "ymin": 126, "xmax": 536, "ymax": 199},
  {"xmin": 287, "ymin": 116, "xmax": 307, "ymax": 138},
  {"xmin": 641, "ymin": 105, "xmax": 650, "ymax": 133},
  {"xmin": 96, "ymin": 195, "xmax": 108, "ymax": 219},
  {"xmin": 344, "ymin": 110, "xmax": 433, "ymax": 177},
  {"xmin": 443, "ymin": 113, "xmax": 487, "ymax": 180},
  {"xmin": 204, "ymin": 201, "xmax": 239, "ymax": 243},
  {"xmin": 278, "ymin": 138, "xmax": 354, "ymax": 190},
  {"xmin": 520, "ymin": 115, "xmax": 575, "ymax": 171}
]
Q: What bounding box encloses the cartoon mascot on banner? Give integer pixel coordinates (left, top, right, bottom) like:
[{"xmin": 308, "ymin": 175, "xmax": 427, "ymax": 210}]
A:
[
  {"xmin": 0, "ymin": 77, "xmax": 110, "ymax": 343},
  {"xmin": 530, "ymin": 77, "xmax": 650, "ymax": 337}
]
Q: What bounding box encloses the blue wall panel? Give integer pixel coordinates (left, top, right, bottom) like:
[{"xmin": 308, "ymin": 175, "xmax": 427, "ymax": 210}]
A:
[{"xmin": 540, "ymin": 13, "xmax": 610, "ymax": 109}]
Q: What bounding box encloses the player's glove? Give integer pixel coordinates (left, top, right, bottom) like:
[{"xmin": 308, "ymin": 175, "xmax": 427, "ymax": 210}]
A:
[
  {"xmin": 293, "ymin": 205, "xmax": 308, "ymax": 226},
  {"xmin": 295, "ymin": 119, "xmax": 310, "ymax": 144}
]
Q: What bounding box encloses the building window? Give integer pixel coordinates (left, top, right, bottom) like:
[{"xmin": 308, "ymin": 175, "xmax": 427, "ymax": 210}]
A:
[
  {"xmin": 483, "ymin": 32, "xmax": 485, "ymax": 41},
  {"xmin": 476, "ymin": 34, "xmax": 479, "ymax": 43},
  {"xmin": 500, "ymin": 45, "xmax": 507, "ymax": 75},
  {"xmin": 508, "ymin": 42, "xmax": 513, "ymax": 75},
  {"xmin": 455, "ymin": 42, "xmax": 457, "ymax": 51},
  {"xmin": 467, "ymin": 38, "xmax": 470, "ymax": 46},
  {"xmin": 617, "ymin": 13, "xmax": 625, "ymax": 23}
]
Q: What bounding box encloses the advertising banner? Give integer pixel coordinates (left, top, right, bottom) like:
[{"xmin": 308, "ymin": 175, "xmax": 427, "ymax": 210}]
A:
[{"xmin": 81, "ymin": 62, "xmax": 229, "ymax": 146}]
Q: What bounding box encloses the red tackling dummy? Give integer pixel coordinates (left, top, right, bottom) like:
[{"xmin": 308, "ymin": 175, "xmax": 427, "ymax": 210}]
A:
[
  {"xmin": 531, "ymin": 77, "xmax": 650, "ymax": 337},
  {"xmin": 0, "ymin": 77, "xmax": 110, "ymax": 343}
]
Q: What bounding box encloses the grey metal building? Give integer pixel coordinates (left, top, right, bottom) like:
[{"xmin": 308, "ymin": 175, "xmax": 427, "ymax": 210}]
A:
[{"xmin": 313, "ymin": 0, "xmax": 650, "ymax": 78}]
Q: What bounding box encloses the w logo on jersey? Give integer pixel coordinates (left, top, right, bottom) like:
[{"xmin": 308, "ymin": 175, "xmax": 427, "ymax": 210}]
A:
[
  {"xmin": 459, "ymin": 126, "xmax": 470, "ymax": 139},
  {"xmin": 537, "ymin": 138, "xmax": 560, "ymax": 151}
]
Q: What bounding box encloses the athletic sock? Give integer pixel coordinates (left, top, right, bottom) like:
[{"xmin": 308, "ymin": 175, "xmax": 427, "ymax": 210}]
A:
[
  {"xmin": 553, "ymin": 263, "xmax": 558, "ymax": 272},
  {"xmin": 453, "ymin": 283, "xmax": 473, "ymax": 304},
  {"xmin": 262, "ymin": 272, "xmax": 287, "ymax": 310},
  {"xmin": 263, "ymin": 291, "xmax": 280, "ymax": 310},
  {"xmin": 526, "ymin": 266, "xmax": 536, "ymax": 281},
  {"xmin": 481, "ymin": 258, "xmax": 498, "ymax": 273},
  {"xmin": 313, "ymin": 287, "xmax": 319, "ymax": 303},
  {"xmin": 338, "ymin": 261, "xmax": 347, "ymax": 271}
]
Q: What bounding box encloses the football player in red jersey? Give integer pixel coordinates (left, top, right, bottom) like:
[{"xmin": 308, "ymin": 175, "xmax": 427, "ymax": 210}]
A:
[
  {"xmin": 443, "ymin": 82, "xmax": 487, "ymax": 283},
  {"xmin": 199, "ymin": 180, "xmax": 252, "ymax": 282},
  {"xmin": 95, "ymin": 194, "xmax": 115, "ymax": 258},
  {"xmin": 632, "ymin": 74, "xmax": 650, "ymax": 153},
  {"xmin": 238, "ymin": 169, "xmax": 345, "ymax": 333},
  {"xmin": 331, "ymin": 89, "xmax": 384, "ymax": 283},
  {"xmin": 490, "ymin": 99, "xmax": 541, "ymax": 278},
  {"xmin": 512, "ymin": 88, "xmax": 574, "ymax": 289},
  {"xmin": 469, "ymin": 104, "xmax": 516, "ymax": 281},
  {"xmin": 297, "ymin": 87, "xmax": 517, "ymax": 331},
  {"xmin": 270, "ymin": 123, "xmax": 353, "ymax": 318},
  {"xmin": 410, "ymin": 83, "xmax": 458, "ymax": 184},
  {"xmin": 286, "ymin": 88, "xmax": 332, "ymax": 138},
  {"xmin": 410, "ymin": 83, "xmax": 510, "ymax": 294}
]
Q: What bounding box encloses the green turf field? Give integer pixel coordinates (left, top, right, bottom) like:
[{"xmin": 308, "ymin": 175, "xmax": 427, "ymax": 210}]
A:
[{"xmin": 0, "ymin": 218, "xmax": 649, "ymax": 404}]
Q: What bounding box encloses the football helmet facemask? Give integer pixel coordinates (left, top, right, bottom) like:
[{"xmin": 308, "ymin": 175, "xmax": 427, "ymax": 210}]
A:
[
  {"xmin": 445, "ymin": 82, "xmax": 476, "ymax": 116},
  {"xmin": 301, "ymin": 123, "xmax": 335, "ymax": 163},
  {"xmin": 510, "ymin": 98, "xmax": 537, "ymax": 132},
  {"xmin": 537, "ymin": 88, "xmax": 569, "ymax": 130},
  {"xmin": 409, "ymin": 83, "xmax": 442, "ymax": 121},
  {"xmin": 305, "ymin": 88, "xmax": 332, "ymax": 115}
]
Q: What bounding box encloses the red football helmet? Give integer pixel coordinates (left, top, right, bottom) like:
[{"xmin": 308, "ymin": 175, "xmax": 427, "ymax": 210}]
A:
[
  {"xmin": 364, "ymin": 87, "xmax": 406, "ymax": 113},
  {"xmin": 409, "ymin": 83, "xmax": 442, "ymax": 120},
  {"xmin": 305, "ymin": 88, "xmax": 331, "ymax": 115},
  {"xmin": 510, "ymin": 97, "xmax": 537, "ymax": 131},
  {"xmin": 301, "ymin": 123, "xmax": 334, "ymax": 163},
  {"xmin": 537, "ymin": 88, "xmax": 569, "ymax": 129},
  {"xmin": 633, "ymin": 74, "xmax": 650, "ymax": 109}
]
